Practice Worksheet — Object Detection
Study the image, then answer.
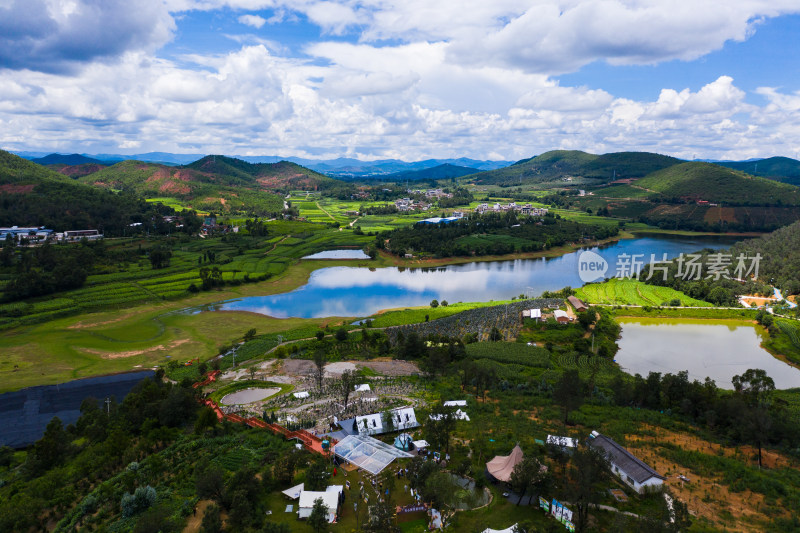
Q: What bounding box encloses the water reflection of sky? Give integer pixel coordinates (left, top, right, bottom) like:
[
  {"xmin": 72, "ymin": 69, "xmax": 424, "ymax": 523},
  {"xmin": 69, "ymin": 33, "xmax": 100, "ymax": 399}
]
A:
[
  {"xmin": 216, "ymin": 236, "xmax": 735, "ymax": 319},
  {"xmin": 616, "ymin": 320, "xmax": 800, "ymax": 390},
  {"xmin": 302, "ymin": 249, "xmax": 370, "ymax": 259}
]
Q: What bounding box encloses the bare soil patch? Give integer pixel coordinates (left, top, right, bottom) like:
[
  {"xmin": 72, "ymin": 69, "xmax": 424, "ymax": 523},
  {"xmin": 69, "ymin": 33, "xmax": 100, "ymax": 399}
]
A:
[
  {"xmin": 356, "ymin": 359, "xmax": 420, "ymax": 376},
  {"xmin": 81, "ymin": 339, "xmax": 192, "ymax": 359}
]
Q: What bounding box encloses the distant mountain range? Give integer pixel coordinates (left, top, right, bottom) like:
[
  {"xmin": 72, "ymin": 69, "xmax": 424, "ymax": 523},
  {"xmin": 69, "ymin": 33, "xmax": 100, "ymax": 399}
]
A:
[
  {"xmin": 11, "ymin": 151, "xmax": 512, "ymax": 177},
  {"xmin": 355, "ymin": 163, "xmax": 480, "ymax": 182}
]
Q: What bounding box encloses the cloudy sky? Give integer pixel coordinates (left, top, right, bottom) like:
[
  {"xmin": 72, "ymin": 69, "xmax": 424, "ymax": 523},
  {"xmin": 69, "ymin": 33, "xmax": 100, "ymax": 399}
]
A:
[{"xmin": 2, "ymin": 0, "xmax": 800, "ymax": 161}]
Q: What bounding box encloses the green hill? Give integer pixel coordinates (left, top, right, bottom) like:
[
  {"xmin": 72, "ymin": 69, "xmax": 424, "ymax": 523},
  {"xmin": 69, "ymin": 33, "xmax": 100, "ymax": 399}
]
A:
[
  {"xmin": 78, "ymin": 155, "xmax": 329, "ymax": 215},
  {"xmin": 634, "ymin": 162, "xmax": 800, "ymax": 205},
  {"xmin": 185, "ymin": 155, "xmax": 337, "ymax": 191},
  {"xmin": 468, "ymin": 150, "xmax": 680, "ymax": 186},
  {"xmin": 717, "ymin": 157, "xmax": 800, "ymax": 186},
  {"xmin": 0, "ymin": 150, "xmax": 158, "ymax": 234}
]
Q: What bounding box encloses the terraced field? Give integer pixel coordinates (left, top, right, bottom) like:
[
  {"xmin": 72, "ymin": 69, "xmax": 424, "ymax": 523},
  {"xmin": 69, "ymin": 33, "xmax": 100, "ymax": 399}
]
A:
[
  {"xmin": 575, "ymin": 278, "xmax": 712, "ymax": 307},
  {"xmin": 0, "ymin": 223, "xmax": 372, "ymax": 329}
]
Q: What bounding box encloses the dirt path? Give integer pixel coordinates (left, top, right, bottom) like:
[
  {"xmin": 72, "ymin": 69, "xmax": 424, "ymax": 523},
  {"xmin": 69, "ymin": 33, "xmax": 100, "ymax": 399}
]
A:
[
  {"xmin": 264, "ymin": 235, "xmax": 288, "ymax": 255},
  {"xmin": 182, "ymin": 499, "xmax": 213, "ymax": 533},
  {"xmin": 316, "ymin": 201, "xmax": 337, "ymax": 221}
]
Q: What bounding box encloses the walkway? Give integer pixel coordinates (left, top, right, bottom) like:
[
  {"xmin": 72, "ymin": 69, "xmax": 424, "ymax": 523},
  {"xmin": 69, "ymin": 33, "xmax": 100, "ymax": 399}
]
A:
[{"xmin": 196, "ymin": 380, "xmax": 333, "ymax": 456}]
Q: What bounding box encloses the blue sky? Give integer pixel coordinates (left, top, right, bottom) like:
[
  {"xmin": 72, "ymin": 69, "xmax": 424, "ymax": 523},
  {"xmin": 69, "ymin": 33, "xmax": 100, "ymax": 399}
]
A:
[{"xmin": 2, "ymin": 1, "xmax": 800, "ymax": 161}]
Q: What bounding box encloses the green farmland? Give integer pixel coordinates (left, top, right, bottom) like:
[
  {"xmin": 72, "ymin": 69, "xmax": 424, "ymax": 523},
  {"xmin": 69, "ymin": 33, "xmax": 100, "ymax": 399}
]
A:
[{"xmin": 575, "ymin": 278, "xmax": 713, "ymax": 307}]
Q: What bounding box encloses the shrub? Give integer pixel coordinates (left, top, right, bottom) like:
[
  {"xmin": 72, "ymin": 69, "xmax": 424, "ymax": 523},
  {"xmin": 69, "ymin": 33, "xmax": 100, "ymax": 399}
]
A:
[{"xmin": 120, "ymin": 485, "xmax": 156, "ymax": 517}]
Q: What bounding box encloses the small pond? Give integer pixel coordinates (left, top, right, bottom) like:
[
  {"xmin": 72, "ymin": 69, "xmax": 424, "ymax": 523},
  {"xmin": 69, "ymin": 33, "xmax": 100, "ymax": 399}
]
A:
[
  {"xmin": 221, "ymin": 387, "xmax": 280, "ymax": 405},
  {"xmin": 448, "ymin": 474, "xmax": 491, "ymax": 510},
  {"xmin": 615, "ymin": 318, "xmax": 800, "ymax": 389},
  {"xmin": 303, "ymin": 249, "xmax": 370, "ymax": 259}
]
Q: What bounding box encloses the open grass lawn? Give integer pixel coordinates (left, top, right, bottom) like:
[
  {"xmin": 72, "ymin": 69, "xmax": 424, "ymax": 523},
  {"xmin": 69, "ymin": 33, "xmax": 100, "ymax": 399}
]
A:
[
  {"xmin": 575, "ymin": 278, "xmax": 713, "ymax": 307},
  {"xmin": 0, "ymin": 262, "xmax": 353, "ymax": 393}
]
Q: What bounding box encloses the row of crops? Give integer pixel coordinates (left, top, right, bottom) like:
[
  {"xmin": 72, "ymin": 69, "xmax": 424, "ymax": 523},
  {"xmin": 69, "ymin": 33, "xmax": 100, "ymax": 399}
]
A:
[{"xmin": 576, "ymin": 279, "xmax": 712, "ymax": 307}]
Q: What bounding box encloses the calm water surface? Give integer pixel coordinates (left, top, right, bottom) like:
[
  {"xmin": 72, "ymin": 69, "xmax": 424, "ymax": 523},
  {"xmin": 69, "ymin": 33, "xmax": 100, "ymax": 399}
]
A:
[
  {"xmin": 203, "ymin": 235, "xmax": 736, "ymax": 319},
  {"xmin": 303, "ymin": 249, "xmax": 370, "ymax": 259},
  {"xmin": 615, "ymin": 318, "xmax": 800, "ymax": 389}
]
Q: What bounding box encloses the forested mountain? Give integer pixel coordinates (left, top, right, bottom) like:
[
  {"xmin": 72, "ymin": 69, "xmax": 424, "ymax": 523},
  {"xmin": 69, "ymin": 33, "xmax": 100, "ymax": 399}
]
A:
[
  {"xmin": 730, "ymin": 220, "xmax": 800, "ymax": 295},
  {"xmin": 468, "ymin": 150, "xmax": 681, "ymax": 186},
  {"xmin": 0, "ymin": 150, "xmax": 178, "ymax": 234},
  {"xmin": 717, "ymin": 156, "xmax": 800, "ymax": 186},
  {"xmin": 633, "ymin": 162, "xmax": 800, "ymax": 205},
  {"xmin": 377, "ymin": 163, "xmax": 479, "ymax": 182},
  {"xmin": 30, "ymin": 153, "xmax": 105, "ymax": 166}
]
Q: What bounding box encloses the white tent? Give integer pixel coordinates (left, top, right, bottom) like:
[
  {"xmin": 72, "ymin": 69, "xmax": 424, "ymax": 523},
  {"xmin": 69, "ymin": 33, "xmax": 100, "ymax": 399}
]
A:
[
  {"xmin": 430, "ymin": 409, "xmax": 469, "ymax": 421},
  {"xmin": 443, "ymin": 400, "xmax": 467, "ymax": 407},
  {"xmin": 482, "ymin": 525, "xmax": 518, "ymax": 533},
  {"xmin": 354, "ymin": 383, "xmax": 371, "ymax": 392},
  {"xmin": 298, "ymin": 485, "xmax": 343, "ymax": 523},
  {"xmin": 546, "ymin": 435, "xmax": 577, "ymax": 449},
  {"xmin": 293, "ymin": 391, "xmax": 310, "ymax": 399},
  {"xmin": 412, "ymin": 439, "xmax": 430, "ymax": 449},
  {"xmin": 354, "ymin": 406, "xmax": 419, "ymax": 435},
  {"xmin": 281, "ymin": 483, "xmax": 304, "ymax": 499}
]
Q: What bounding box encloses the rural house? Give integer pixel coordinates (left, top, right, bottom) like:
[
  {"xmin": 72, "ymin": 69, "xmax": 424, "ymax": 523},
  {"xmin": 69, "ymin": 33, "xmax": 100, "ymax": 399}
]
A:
[
  {"xmin": 586, "ymin": 431, "xmax": 665, "ymax": 494},
  {"xmin": 567, "ymin": 296, "xmax": 588, "ymax": 312}
]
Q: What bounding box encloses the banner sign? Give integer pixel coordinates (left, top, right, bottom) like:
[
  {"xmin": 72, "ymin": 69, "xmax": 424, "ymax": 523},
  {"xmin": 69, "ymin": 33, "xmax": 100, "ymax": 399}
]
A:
[
  {"xmin": 397, "ymin": 504, "xmax": 426, "ymax": 514},
  {"xmin": 548, "ymin": 499, "xmax": 574, "ymax": 530},
  {"xmin": 539, "ymin": 497, "xmax": 549, "ymax": 512}
]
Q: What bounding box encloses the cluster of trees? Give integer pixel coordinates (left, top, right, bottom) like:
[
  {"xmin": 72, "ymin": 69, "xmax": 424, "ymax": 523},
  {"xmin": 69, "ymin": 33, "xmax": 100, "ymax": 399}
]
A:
[
  {"xmin": 640, "ymin": 250, "xmax": 772, "ymax": 306},
  {"xmin": 378, "ymin": 211, "xmax": 619, "ymax": 258},
  {"xmin": 0, "ymin": 376, "xmax": 198, "ymax": 531},
  {"xmin": 610, "ymin": 368, "xmax": 791, "ymax": 468},
  {"xmin": 243, "ymin": 218, "xmax": 270, "ymax": 236},
  {"xmin": 436, "ymin": 187, "xmax": 474, "ymax": 208},
  {"xmin": 1, "ymin": 239, "xmax": 140, "ymax": 302}
]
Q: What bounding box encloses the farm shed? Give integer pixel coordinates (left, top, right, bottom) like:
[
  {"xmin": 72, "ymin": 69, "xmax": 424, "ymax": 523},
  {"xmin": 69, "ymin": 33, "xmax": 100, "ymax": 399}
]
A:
[
  {"xmin": 586, "ymin": 431, "xmax": 665, "ymax": 494},
  {"xmin": 568, "ymin": 296, "xmax": 588, "ymax": 312},
  {"xmin": 553, "ymin": 310, "xmax": 571, "ymax": 323}
]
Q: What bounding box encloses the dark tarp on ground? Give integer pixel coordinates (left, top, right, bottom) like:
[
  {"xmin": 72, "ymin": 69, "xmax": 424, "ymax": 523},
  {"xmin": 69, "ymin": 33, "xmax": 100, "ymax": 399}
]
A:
[{"xmin": 0, "ymin": 370, "xmax": 154, "ymax": 448}]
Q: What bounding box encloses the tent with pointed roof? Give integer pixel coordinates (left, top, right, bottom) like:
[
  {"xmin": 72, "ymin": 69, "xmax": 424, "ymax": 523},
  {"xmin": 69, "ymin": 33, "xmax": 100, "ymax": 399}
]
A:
[{"xmin": 485, "ymin": 444, "xmax": 524, "ymax": 483}]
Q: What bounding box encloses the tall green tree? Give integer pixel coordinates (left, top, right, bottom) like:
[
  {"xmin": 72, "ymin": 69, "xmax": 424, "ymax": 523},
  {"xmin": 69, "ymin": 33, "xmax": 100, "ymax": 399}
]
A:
[
  {"xmin": 553, "ymin": 369, "xmax": 583, "ymax": 425},
  {"xmin": 308, "ymin": 498, "xmax": 330, "ymax": 533}
]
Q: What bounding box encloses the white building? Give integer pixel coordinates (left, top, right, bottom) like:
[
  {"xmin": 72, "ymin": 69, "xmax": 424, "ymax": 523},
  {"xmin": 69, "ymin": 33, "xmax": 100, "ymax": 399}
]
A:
[{"xmin": 586, "ymin": 432, "xmax": 665, "ymax": 494}]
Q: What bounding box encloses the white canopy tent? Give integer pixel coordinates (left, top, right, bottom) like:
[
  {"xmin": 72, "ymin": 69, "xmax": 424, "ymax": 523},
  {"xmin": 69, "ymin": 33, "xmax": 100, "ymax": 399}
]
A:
[
  {"xmin": 354, "ymin": 406, "xmax": 419, "ymax": 435},
  {"xmin": 430, "ymin": 409, "xmax": 470, "ymax": 421},
  {"xmin": 546, "ymin": 435, "xmax": 578, "ymax": 449},
  {"xmin": 293, "ymin": 391, "xmax": 310, "ymax": 399},
  {"xmin": 482, "ymin": 525, "xmax": 518, "ymax": 533},
  {"xmin": 354, "ymin": 384, "xmax": 371, "ymax": 392},
  {"xmin": 298, "ymin": 485, "xmax": 342, "ymax": 523},
  {"xmin": 334, "ymin": 434, "xmax": 413, "ymax": 475},
  {"xmin": 443, "ymin": 400, "xmax": 467, "ymax": 407}
]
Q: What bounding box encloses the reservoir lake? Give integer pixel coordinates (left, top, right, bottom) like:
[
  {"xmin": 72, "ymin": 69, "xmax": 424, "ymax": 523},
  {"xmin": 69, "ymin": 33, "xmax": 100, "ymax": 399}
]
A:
[
  {"xmin": 201, "ymin": 235, "xmax": 736, "ymax": 319},
  {"xmin": 615, "ymin": 318, "xmax": 800, "ymax": 389}
]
